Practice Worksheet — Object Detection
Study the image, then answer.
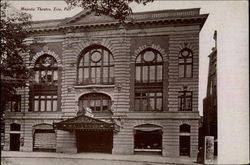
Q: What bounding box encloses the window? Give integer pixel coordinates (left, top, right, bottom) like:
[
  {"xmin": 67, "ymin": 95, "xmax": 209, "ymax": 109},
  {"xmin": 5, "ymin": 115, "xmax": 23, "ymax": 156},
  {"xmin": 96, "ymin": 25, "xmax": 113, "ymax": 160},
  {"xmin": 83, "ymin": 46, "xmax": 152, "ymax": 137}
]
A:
[
  {"xmin": 77, "ymin": 45, "xmax": 114, "ymax": 85},
  {"xmin": 135, "ymin": 49, "xmax": 163, "ymax": 83},
  {"xmin": 79, "ymin": 93, "xmax": 112, "ymax": 112},
  {"xmin": 10, "ymin": 123, "xmax": 21, "ymax": 131},
  {"xmin": 10, "ymin": 95, "xmax": 21, "ymax": 112},
  {"xmin": 180, "ymin": 124, "xmax": 191, "ymax": 133},
  {"xmin": 34, "ymin": 94, "xmax": 57, "ymax": 112},
  {"xmin": 31, "ymin": 54, "xmax": 58, "ymax": 112},
  {"xmin": 179, "ymin": 47, "xmax": 193, "ymax": 78},
  {"xmin": 135, "ymin": 91, "xmax": 162, "ymax": 111},
  {"xmin": 178, "ymin": 90, "xmax": 192, "ymax": 111},
  {"xmin": 34, "ymin": 54, "xmax": 58, "ymax": 85},
  {"xmin": 134, "ymin": 48, "xmax": 163, "ymax": 111}
]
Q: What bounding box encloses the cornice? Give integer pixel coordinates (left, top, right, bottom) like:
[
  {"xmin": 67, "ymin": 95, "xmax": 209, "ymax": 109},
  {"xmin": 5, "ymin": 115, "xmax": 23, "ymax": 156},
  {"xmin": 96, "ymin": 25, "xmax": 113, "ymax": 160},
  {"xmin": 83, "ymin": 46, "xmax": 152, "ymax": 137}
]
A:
[{"xmin": 27, "ymin": 8, "xmax": 208, "ymax": 33}]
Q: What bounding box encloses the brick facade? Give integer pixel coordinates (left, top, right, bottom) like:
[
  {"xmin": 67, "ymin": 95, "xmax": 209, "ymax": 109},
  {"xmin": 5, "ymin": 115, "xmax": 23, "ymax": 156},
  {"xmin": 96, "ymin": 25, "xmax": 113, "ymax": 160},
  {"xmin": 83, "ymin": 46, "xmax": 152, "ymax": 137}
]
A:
[{"xmin": 3, "ymin": 8, "xmax": 208, "ymax": 158}]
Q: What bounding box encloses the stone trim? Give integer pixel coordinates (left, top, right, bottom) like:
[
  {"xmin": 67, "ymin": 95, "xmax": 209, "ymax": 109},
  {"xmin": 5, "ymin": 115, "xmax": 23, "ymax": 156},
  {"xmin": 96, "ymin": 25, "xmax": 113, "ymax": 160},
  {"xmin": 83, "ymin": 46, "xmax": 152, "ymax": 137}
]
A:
[
  {"xmin": 29, "ymin": 48, "xmax": 62, "ymax": 68},
  {"xmin": 177, "ymin": 42, "xmax": 196, "ymax": 52},
  {"xmin": 132, "ymin": 44, "xmax": 168, "ymax": 62},
  {"xmin": 73, "ymin": 39, "xmax": 116, "ymax": 63}
]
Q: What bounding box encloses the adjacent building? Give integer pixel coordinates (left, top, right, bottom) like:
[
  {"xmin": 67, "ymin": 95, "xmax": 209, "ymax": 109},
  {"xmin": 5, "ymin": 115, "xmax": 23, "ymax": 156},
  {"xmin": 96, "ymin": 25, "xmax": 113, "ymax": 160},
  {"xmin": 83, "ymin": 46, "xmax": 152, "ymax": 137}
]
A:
[
  {"xmin": 203, "ymin": 31, "xmax": 217, "ymax": 155},
  {"xmin": 3, "ymin": 8, "xmax": 208, "ymax": 158}
]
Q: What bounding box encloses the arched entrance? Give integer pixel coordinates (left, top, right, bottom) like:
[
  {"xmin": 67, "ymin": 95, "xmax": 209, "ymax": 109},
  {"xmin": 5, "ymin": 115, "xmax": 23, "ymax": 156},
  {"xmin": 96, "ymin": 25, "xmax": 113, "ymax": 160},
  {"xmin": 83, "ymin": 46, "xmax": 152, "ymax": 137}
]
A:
[
  {"xmin": 134, "ymin": 124, "xmax": 162, "ymax": 155},
  {"xmin": 76, "ymin": 93, "xmax": 113, "ymax": 153}
]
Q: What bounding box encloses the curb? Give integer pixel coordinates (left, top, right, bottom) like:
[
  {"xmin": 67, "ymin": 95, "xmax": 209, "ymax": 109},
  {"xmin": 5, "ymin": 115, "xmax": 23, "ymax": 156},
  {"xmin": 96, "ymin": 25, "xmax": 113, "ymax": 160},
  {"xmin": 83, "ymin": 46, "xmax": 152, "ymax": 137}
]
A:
[{"xmin": 1, "ymin": 152, "xmax": 201, "ymax": 165}]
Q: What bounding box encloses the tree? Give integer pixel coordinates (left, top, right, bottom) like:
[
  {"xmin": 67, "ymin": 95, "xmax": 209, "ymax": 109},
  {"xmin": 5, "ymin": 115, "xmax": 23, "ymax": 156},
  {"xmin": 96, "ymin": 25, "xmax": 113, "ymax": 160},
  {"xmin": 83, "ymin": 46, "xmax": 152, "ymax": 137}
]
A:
[
  {"xmin": 65, "ymin": 0, "xmax": 154, "ymax": 22},
  {"xmin": 0, "ymin": 2, "xmax": 31, "ymax": 111}
]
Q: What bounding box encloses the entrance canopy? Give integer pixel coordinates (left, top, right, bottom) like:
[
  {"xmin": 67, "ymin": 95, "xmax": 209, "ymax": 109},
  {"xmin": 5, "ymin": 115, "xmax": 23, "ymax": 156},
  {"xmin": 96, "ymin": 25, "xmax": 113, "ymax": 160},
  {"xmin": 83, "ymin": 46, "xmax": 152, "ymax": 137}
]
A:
[{"xmin": 53, "ymin": 114, "xmax": 119, "ymax": 132}]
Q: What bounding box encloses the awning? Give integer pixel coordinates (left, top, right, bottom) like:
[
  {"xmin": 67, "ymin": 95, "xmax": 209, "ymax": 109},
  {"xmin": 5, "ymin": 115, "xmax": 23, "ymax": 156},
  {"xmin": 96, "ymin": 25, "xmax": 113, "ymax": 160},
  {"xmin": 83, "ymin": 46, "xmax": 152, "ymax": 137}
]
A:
[{"xmin": 53, "ymin": 114, "xmax": 119, "ymax": 132}]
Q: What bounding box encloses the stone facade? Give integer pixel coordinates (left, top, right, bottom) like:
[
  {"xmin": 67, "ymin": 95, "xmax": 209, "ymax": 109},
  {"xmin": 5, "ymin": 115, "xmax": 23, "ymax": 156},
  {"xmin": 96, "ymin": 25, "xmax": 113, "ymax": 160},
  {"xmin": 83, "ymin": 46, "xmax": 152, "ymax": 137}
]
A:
[{"xmin": 3, "ymin": 8, "xmax": 208, "ymax": 158}]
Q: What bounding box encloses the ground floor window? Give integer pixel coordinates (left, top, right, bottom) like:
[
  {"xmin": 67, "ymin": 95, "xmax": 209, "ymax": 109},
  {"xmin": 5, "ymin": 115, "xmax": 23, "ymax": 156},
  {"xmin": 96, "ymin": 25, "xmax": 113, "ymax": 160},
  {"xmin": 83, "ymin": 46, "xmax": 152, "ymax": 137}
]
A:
[{"xmin": 134, "ymin": 130, "xmax": 162, "ymax": 150}]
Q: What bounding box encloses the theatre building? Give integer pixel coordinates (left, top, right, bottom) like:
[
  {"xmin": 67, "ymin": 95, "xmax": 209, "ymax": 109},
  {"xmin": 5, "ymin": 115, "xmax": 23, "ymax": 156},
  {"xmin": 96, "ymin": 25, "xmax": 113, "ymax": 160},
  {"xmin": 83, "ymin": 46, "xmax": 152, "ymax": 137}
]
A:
[{"xmin": 3, "ymin": 8, "xmax": 208, "ymax": 158}]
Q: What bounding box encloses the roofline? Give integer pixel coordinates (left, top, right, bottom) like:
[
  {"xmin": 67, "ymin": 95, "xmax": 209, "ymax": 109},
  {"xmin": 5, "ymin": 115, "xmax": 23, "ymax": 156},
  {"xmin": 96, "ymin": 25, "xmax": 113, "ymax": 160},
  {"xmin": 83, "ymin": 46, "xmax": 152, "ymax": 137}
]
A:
[
  {"xmin": 30, "ymin": 8, "xmax": 202, "ymax": 24},
  {"xmin": 131, "ymin": 8, "xmax": 201, "ymax": 15},
  {"xmin": 28, "ymin": 8, "xmax": 208, "ymax": 32}
]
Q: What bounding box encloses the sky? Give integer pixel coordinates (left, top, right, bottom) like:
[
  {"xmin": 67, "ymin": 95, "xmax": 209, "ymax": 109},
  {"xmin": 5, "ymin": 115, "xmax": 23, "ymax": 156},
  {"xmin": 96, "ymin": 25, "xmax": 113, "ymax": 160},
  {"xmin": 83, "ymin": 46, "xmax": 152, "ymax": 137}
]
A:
[{"xmin": 6, "ymin": 1, "xmax": 249, "ymax": 163}]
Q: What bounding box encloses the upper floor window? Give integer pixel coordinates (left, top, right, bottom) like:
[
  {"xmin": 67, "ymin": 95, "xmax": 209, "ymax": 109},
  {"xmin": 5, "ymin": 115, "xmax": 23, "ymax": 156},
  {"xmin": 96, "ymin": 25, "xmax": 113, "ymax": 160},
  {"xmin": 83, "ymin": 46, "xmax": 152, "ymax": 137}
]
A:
[
  {"xmin": 77, "ymin": 46, "xmax": 114, "ymax": 85},
  {"xmin": 134, "ymin": 49, "xmax": 163, "ymax": 111},
  {"xmin": 135, "ymin": 91, "xmax": 162, "ymax": 111},
  {"xmin": 10, "ymin": 95, "xmax": 21, "ymax": 112},
  {"xmin": 34, "ymin": 54, "xmax": 58, "ymax": 85},
  {"xmin": 179, "ymin": 48, "xmax": 193, "ymax": 78},
  {"xmin": 34, "ymin": 94, "xmax": 57, "ymax": 112},
  {"xmin": 79, "ymin": 93, "xmax": 112, "ymax": 112},
  {"xmin": 135, "ymin": 49, "xmax": 163, "ymax": 84},
  {"xmin": 30, "ymin": 54, "xmax": 58, "ymax": 112},
  {"xmin": 178, "ymin": 90, "xmax": 192, "ymax": 111}
]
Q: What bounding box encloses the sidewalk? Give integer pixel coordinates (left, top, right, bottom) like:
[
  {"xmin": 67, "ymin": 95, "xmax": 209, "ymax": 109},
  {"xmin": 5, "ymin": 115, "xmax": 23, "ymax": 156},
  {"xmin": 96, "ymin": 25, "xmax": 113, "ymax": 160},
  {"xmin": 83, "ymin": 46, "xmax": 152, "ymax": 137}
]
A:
[{"xmin": 1, "ymin": 151, "xmax": 201, "ymax": 165}]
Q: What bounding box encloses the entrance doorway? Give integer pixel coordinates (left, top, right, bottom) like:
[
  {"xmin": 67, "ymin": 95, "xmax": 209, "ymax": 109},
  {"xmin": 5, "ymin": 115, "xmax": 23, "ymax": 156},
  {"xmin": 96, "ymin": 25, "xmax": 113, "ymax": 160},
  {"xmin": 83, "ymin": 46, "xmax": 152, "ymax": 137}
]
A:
[
  {"xmin": 76, "ymin": 131, "xmax": 113, "ymax": 153},
  {"xmin": 179, "ymin": 136, "xmax": 190, "ymax": 156},
  {"xmin": 10, "ymin": 123, "xmax": 21, "ymax": 151},
  {"xmin": 10, "ymin": 134, "xmax": 20, "ymax": 151}
]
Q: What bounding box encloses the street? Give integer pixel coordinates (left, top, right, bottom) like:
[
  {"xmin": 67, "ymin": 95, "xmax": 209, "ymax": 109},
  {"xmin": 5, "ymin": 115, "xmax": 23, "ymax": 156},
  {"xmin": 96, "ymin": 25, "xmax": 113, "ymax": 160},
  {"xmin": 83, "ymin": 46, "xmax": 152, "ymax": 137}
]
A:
[
  {"xmin": 2, "ymin": 157, "xmax": 172, "ymax": 165},
  {"xmin": 1, "ymin": 151, "xmax": 199, "ymax": 165}
]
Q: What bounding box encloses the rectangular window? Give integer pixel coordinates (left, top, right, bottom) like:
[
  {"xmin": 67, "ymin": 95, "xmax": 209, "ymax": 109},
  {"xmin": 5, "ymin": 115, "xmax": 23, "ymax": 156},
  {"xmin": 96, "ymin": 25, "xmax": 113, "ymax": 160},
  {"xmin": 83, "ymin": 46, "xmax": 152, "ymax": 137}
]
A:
[
  {"xmin": 179, "ymin": 64, "xmax": 184, "ymax": 78},
  {"xmin": 33, "ymin": 94, "xmax": 57, "ymax": 112},
  {"xmin": 134, "ymin": 91, "xmax": 162, "ymax": 111},
  {"xmin": 84, "ymin": 68, "xmax": 89, "ymax": 83},
  {"xmin": 78, "ymin": 69, "xmax": 83, "ymax": 84},
  {"xmin": 186, "ymin": 64, "xmax": 192, "ymax": 78},
  {"xmin": 35, "ymin": 71, "xmax": 40, "ymax": 83},
  {"xmin": 53, "ymin": 70, "xmax": 58, "ymax": 83},
  {"xmin": 10, "ymin": 95, "xmax": 21, "ymax": 112},
  {"xmin": 178, "ymin": 91, "xmax": 192, "ymax": 111},
  {"xmin": 149, "ymin": 66, "xmax": 155, "ymax": 83},
  {"xmin": 156, "ymin": 65, "xmax": 162, "ymax": 82},
  {"xmin": 52, "ymin": 100, "xmax": 57, "ymax": 111},
  {"xmin": 136, "ymin": 67, "xmax": 141, "ymax": 83}
]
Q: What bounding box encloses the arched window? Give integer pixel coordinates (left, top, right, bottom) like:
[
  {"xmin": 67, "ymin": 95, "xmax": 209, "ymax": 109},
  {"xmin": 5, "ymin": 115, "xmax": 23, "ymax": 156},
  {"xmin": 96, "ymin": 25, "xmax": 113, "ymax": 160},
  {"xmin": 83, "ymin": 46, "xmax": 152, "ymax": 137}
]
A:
[
  {"xmin": 134, "ymin": 48, "xmax": 163, "ymax": 111},
  {"xmin": 77, "ymin": 45, "xmax": 114, "ymax": 85},
  {"xmin": 179, "ymin": 47, "xmax": 193, "ymax": 78},
  {"xmin": 135, "ymin": 48, "xmax": 163, "ymax": 83},
  {"xmin": 10, "ymin": 123, "xmax": 21, "ymax": 131},
  {"xmin": 34, "ymin": 54, "xmax": 58, "ymax": 85},
  {"xmin": 79, "ymin": 93, "xmax": 112, "ymax": 112},
  {"xmin": 180, "ymin": 124, "xmax": 191, "ymax": 133},
  {"xmin": 31, "ymin": 54, "xmax": 58, "ymax": 112}
]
